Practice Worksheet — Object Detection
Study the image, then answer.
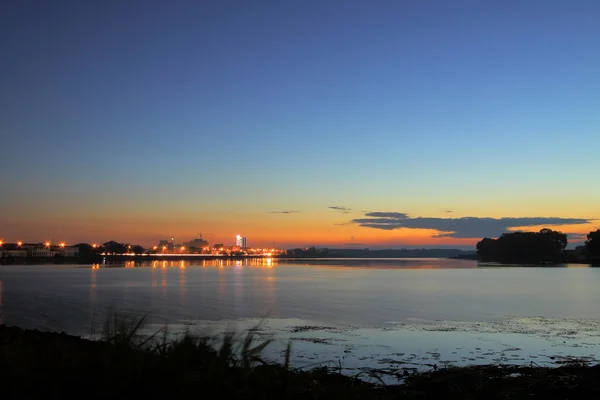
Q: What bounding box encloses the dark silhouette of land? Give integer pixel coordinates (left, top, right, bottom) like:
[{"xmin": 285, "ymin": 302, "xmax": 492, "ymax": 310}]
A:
[
  {"xmin": 477, "ymin": 228, "xmax": 600, "ymax": 265},
  {"xmin": 3, "ymin": 230, "xmax": 599, "ymax": 265},
  {"xmin": 2, "ymin": 321, "xmax": 600, "ymax": 399},
  {"xmin": 284, "ymin": 247, "xmax": 474, "ymax": 259}
]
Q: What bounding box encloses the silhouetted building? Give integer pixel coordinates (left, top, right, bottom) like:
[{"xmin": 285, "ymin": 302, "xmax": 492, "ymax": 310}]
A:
[
  {"xmin": 60, "ymin": 246, "xmax": 79, "ymax": 257},
  {"xmin": 183, "ymin": 237, "xmax": 210, "ymax": 253},
  {"xmin": 0, "ymin": 244, "xmax": 27, "ymax": 258},
  {"xmin": 20, "ymin": 243, "xmax": 58, "ymax": 257},
  {"xmin": 158, "ymin": 240, "xmax": 173, "ymax": 251}
]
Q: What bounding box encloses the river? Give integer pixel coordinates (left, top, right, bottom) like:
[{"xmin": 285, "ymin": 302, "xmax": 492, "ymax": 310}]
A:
[{"xmin": 1, "ymin": 258, "xmax": 599, "ymax": 380}]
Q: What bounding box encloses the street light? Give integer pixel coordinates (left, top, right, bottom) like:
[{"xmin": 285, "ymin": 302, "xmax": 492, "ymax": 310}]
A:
[
  {"xmin": 59, "ymin": 242, "xmax": 65, "ymax": 248},
  {"xmin": 45, "ymin": 242, "xmax": 50, "ymax": 247},
  {"xmin": 17, "ymin": 241, "xmax": 22, "ymax": 247}
]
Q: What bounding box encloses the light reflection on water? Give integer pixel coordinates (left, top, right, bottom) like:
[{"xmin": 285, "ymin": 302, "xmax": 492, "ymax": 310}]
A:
[
  {"xmin": 1, "ymin": 258, "xmax": 600, "ymax": 371},
  {"xmin": 0, "ymin": 280, "xmax": 3, "ymax": 325}
]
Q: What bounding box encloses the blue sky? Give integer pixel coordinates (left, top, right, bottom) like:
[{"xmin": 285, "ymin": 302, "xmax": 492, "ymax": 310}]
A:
[{"xmin": 1, "ymin": 0, "xmax": 599, "ymax": 247}]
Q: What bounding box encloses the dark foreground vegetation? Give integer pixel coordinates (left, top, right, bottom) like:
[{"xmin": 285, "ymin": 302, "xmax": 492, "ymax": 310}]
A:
[{"xmin": 2, "ymin": 316, "xmax": 600, "ymax": 399}]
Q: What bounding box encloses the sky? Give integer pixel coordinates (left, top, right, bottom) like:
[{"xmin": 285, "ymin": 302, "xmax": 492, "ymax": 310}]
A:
[{"xmin": 1, "ymin": 0, "xmax": 599, "ymax": 249}]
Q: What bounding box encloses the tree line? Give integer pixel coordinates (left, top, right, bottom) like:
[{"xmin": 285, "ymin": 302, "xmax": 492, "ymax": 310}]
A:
[
  {"xmin": 76, "ymin": 241, "xmax": 147, "ymax": 257},
  {"xmin": 477, "ymin": 228, "xmax": 600, "ymax": 264}
]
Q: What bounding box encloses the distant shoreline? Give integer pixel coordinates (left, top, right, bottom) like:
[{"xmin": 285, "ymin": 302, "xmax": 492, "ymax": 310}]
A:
[
  {"xmin": 0, "ymin": 254, "xmax": 279, "ymax": 265},
  {"xmin": 1, "ymin": 254, "xmax": 599, "ymax": 266}
]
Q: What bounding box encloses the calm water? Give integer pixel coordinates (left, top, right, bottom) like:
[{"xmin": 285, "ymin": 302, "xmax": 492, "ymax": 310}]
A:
[{"xmin": 2, "ymin": 258, "xmax": 599, "ymax": 376}]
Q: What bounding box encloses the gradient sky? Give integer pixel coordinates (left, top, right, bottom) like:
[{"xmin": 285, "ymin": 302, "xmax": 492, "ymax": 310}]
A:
[{"xmin": 1, "ymin": 0, "xmax": 599, "ymax": 248}]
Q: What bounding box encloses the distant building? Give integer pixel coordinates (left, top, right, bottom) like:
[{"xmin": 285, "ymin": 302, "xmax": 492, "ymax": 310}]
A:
[
  {"xmin": 183, "ymin": 237, "xmax": 209, "ymax": 253},
  {"xmin": 60, "ymin": 246, "xmax": 79, "ymax": 257},
  {"xmin": 0, "ymin": 245, "xmax": 27, "ymax": 258},
  {"xmin": 158, "ymin": 240, "xmax": 173, "ymax": 251},
  {"xmin": 20, "ymin": 243, "xmax": 57, "ymax": 257},
  {"xmin": 235, "ymin": 235, "xmax": 247, "ymax": 248}
]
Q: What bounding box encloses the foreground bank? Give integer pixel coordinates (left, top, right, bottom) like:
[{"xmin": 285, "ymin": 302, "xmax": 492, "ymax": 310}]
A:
[{"xmin": 1, "ymin": 324, "xmax": 600, "ymax": 399}]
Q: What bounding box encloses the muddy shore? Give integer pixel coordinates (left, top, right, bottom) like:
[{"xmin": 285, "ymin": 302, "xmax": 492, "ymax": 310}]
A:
[{"xmin": 2, "ymin": 324, "xmax": 600, "ymax": 399}]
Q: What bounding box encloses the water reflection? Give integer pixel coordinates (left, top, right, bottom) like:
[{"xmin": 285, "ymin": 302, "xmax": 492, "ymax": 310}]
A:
[
  {"xmin": 4, "ymin": 259, "xmax": 600, "ymax": 337},
  {"xmin": 0, "ymin": 280, "xmax": 3, "ymax": 325},
  {"xmin": 152, "ymin": 264, "xmax": 158, "ymax": 288},
  {"xmin": 262, "ymin": 263, "xmax": 275, "ymax": 311},
  {"xmin": 90, "ymin": 267, "xmax": 97, "ymax": 328},
  {"xmin": 78, "ymin": 257, "xmax": 483, "ymax": 270},
  {"xmin": 179, "ymin": 261, "xmax": 186, "ymax": 304},
  {"xmin": 233, "ymin": 260, "xmax": 244, "ymax": 314},
  {"xmin": 218, "ymin": 265, "xmax": 226, "ymax": 316},
  {"xmin": 161, "ymin": 264, "xmax": 167, "ymax": 289},
  {"xmin": 87, "ymin": 258, "xmax": 280, "ymax": 269}
]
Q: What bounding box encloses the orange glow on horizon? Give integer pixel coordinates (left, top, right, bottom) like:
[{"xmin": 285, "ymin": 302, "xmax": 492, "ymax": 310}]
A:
[{"xmin": 2, "ymin": 210, "xmax": 597, "ymax": 249}]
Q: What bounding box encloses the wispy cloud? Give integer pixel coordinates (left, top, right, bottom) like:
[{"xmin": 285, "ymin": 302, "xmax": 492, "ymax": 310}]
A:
[
  {"xmin": 268, "ymin": 210, "xmax": 300, "ymax": 214},
  {"xmin": 351, "ymin": 212, "xmax": 592, "ymax": 239},
  {"xmin": 329, "ymin": 206, "xmax": 352, "ymax": 214}
]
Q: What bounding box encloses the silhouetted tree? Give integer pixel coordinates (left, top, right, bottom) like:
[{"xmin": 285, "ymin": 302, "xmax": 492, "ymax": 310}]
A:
[
  {"xmin": 75, "ymin": 243, "xmax": 95, "ymax": 258},
  {"xmin": 476, "ymin": 228, "xmax": 567, "ymax": 264},
  {"xmin": 131, "ymin": 245, "xmax": 145, "ymax": 255},
  {"xmin": 103, "ymin": 241, "xmax": 127, "ymax": 255},
  {"xmin": 586, "ymin": 230, "xmax": 600, "ymax": 256},
  {"xmin": 476, "ymin": 238, "xmax": 498, "ymax": 262}
]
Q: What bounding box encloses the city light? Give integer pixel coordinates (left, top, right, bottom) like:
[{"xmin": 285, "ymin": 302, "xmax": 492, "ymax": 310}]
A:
[{"xmin": 0, "ymin": 236, "xmax": 283, "ymax": 257}]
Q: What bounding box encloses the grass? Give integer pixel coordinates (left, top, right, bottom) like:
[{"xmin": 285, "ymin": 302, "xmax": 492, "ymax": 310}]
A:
[
  {"xmin": 107, "ymin": 314, "xmax": 277, "ymax": 367},
  {"xmin": 2, "ymin": 313, "xmax": 600, "ymax": 399}
]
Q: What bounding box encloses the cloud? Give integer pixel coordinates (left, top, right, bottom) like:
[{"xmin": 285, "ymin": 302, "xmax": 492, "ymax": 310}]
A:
[
  {"xmin": 329, "ymin": 206, "xmax": 352, "ymax": 214},
  {"xmin": 351, "ymin": 212, "xmax": 592, "ymax": 239},
  {"xmin": 268, "ymin": 210, "xmax": 300, "ymax": 214}
]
